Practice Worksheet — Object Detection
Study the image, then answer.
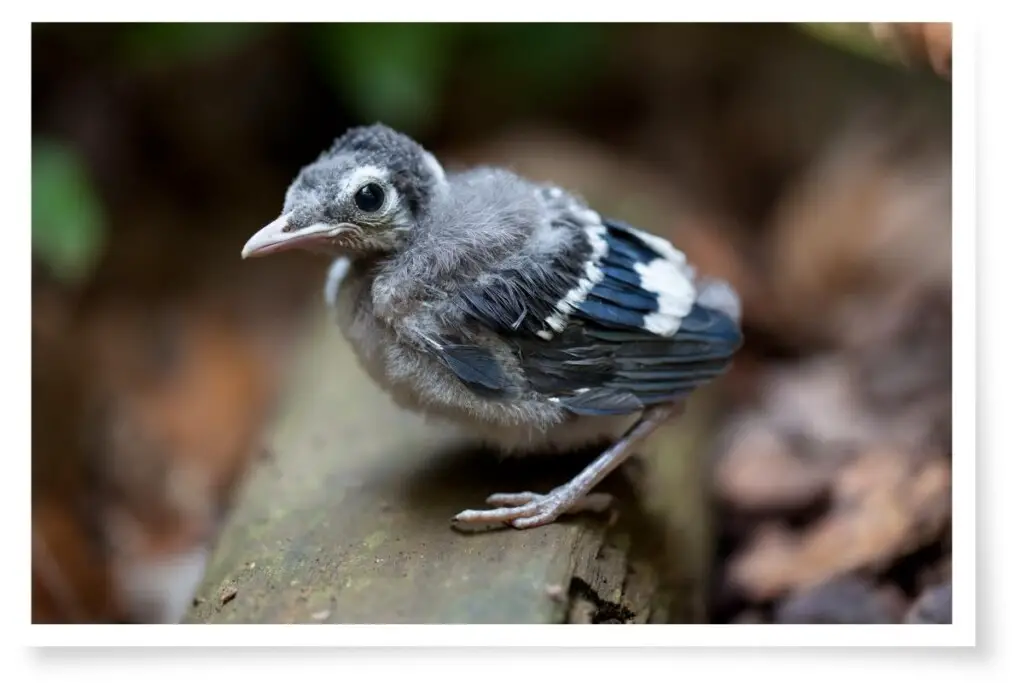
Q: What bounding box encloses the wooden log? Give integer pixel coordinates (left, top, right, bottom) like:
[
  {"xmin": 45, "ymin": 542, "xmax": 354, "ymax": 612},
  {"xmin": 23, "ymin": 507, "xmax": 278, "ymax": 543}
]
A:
[{"xmin": 186, "ymin": 314, "xmax": 665, "ymax": 624}]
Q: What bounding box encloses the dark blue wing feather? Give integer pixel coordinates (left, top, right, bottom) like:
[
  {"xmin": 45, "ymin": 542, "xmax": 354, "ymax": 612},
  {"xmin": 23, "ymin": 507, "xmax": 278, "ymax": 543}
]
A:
[
  {"xmin": 435, "ymin": 342, "xmax": 517, "ymax": 399},
  {"xmin": 589, "ymin": 279, "xmax": 660, "ymax": 313},
  {"xmin": 517, "ymin": 302, "xmax": 740, "ymax": 414},
  {"xmin": 442, "ymin": 203, "xmax": 743, "ymax": 413}
]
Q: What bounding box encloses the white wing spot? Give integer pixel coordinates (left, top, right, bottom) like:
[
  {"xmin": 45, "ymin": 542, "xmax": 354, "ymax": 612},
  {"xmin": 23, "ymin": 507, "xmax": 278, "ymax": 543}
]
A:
[
  {"xmin": 634, "ymin": 257, "xmax": 697, "ymax": 336},
  {"xmin": 624, "ymin": 226, "xmax": 688, "ymax": 268},
  {"xmin": 540, "ymin": 222, "xmax": 608, "ymax": 339}
]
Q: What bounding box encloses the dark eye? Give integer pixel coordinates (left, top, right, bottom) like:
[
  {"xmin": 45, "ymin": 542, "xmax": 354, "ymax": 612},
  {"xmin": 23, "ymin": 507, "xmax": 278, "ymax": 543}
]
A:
[{"xmin": 354, "ymin": 183, "xmax": 386, "ymax": 212}]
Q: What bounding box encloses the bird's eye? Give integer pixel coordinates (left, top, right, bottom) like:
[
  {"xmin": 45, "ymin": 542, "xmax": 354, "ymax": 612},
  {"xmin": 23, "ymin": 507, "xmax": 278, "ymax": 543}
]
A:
[{"xmin": 354, "ymin": 183, "xmax": 386, "ymax": 212}]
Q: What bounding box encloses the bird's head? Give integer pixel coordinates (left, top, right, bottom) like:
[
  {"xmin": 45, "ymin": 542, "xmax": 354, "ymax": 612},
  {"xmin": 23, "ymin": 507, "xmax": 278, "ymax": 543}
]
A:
[{"xmin": 241, "ymin": 124, "xmax": 446, "ymax": 260}]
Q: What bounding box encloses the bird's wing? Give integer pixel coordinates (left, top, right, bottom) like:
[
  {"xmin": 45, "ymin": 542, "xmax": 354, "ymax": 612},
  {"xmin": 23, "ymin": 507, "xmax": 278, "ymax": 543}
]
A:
[{"xmin": 432, "ymin": 196, "xmax": 743, "ymax": 415}]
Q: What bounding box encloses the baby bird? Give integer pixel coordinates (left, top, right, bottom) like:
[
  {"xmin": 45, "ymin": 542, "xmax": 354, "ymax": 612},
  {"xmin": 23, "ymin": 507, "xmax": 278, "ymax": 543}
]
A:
[{"xmin": 241, "ymin": 124, "xmax": 743, "ymax": 529}]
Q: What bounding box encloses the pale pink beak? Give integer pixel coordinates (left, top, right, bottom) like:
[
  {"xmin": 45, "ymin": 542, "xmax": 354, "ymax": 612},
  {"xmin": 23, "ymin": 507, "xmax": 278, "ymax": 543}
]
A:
[{"xmin": 241, "ymin": 213, "xmax": 357, "ymax": 259}]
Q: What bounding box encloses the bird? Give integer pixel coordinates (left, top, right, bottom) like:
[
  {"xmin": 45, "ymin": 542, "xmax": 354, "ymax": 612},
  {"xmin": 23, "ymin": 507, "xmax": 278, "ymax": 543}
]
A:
[{"xmin": 241, "ymin": 123, "xmax": 743, "ymax": 529}]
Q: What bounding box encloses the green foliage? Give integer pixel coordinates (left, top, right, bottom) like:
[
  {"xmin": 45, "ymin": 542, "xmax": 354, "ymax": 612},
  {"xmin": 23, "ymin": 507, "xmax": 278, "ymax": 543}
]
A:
[
  {"xmin": 476, "ymin": 23, "xmax": 609, "ymax": 93},
  {"xmin": 798, "ymin": 23, "xmax": 891, "ymax": 65},
  {"xmin": 119, "ymin": 22, "xmax": 270, "ymax": 69},
  {"xmin": 310, "ymin": 23, "xmax": 610, "ymax": 135},
  {"xmin": 31, "ymin": 139, "xmax": 107, "ymax": 285},
  {"xmin": 95, "ymin": 22, "xmax": 615, "ymax": 136},
  {"xmin": 312, "ymin": 23, "xmax": 460, "ymax": 136}
]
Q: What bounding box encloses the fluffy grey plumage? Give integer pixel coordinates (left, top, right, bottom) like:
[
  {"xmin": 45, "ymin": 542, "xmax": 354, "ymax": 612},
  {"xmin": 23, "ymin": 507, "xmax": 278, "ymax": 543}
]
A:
[{"xmin": 242, "ymin": 123, "xmax": 744, "ymax": 529}]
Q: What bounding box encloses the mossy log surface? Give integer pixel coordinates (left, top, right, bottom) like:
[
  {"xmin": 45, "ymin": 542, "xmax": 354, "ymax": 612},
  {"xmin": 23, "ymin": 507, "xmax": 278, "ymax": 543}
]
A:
[{"xmin": 186, "ymin": 315, "xmax": 671, "ymax": 624}]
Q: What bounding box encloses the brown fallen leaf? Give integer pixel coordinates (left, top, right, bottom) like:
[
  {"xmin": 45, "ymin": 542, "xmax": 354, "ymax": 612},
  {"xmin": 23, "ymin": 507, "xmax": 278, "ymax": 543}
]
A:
[
  {"xmin": 714, "ymin": 419, "xmax": 833, "ymax": 512},
  {"xmin": 763, "ymin": 111, "xmax": 951, "ymax": 352},
  {"xmin": 727, "ymin": 449, "xmax": 951, "ymax": 601},
  {"xmin": 35, "ymin": 297, "xmax": 290, "ymax": 624}
]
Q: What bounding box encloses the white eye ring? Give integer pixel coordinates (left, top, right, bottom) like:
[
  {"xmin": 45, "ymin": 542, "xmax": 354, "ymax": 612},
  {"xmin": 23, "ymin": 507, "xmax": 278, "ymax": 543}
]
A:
[{"xmin": 339, "ymin": 165, "xmax": 394, "ymax": 215}]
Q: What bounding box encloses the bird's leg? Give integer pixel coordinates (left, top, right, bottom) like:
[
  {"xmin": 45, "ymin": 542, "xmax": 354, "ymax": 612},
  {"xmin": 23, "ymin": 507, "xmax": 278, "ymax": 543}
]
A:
[{"xmin": 452, "ymin": 402, "xmax": 683, "ymax": 530}]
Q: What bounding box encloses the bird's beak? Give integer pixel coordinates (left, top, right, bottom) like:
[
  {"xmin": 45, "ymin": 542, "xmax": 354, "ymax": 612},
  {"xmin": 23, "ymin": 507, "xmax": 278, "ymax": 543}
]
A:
[{"xmin": 241, "ymin": 214, "xmax": 357, "ymax": 259}]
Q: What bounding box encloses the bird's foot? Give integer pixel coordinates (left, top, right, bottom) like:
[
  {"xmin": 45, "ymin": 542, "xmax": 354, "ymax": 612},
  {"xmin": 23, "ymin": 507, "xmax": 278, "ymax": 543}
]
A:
[{"xmin": 451, "ymin": 486, "xmax": 615, "ymax": 530}]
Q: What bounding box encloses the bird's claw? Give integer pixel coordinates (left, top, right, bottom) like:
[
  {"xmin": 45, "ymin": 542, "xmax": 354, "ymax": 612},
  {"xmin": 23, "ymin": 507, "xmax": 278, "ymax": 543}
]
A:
[{"xmin": 451, "ymin": 487, "xmax": 615, "ymax": 530}]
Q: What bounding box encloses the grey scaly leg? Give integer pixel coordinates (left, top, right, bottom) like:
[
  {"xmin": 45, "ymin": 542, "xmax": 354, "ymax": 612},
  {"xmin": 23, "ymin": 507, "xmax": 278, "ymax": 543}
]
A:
[{"xmin": 452, "ymin": 403, "xmax": 681, "ymax": 529}]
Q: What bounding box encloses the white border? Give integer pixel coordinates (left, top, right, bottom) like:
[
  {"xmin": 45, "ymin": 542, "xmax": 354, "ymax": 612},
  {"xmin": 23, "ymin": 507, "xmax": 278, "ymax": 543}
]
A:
[
  {"xmin": 11, "ymin": 1, "xmax": 988, "ymax": 668},
  {"xmin": 25, "ymin": 623, "xmax": 969, "ymax": 647}
]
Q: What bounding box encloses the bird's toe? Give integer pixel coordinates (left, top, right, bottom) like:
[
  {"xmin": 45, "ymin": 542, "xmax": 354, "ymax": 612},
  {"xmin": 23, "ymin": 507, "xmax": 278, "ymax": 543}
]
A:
[
  {"xmin": 485, "ymin": 492, "xmax": 540, "ymax": 507},
  {"xmin": 452, "ymin": 486, "xmax": 616, "ymax": 530}
]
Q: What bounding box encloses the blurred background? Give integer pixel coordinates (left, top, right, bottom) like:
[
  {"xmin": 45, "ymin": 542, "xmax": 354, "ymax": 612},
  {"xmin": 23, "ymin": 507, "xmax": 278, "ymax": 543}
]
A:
[{"xmin": 31, "ymin": 22, "xmax": 952, "ymax": 625}]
